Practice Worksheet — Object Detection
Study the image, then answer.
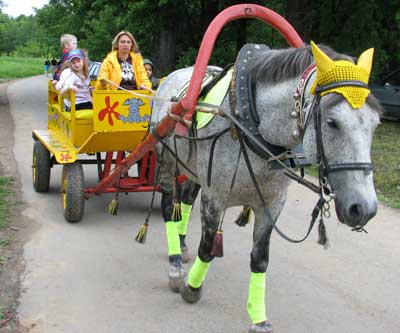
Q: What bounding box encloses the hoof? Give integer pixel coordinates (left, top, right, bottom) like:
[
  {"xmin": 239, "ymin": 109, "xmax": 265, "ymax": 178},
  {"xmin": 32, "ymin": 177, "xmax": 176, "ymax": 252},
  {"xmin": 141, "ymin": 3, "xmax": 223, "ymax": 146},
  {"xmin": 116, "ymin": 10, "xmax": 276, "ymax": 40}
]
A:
[
  {"xmin": 181, "ymin": 245, "xmax": 191, "ymax": 263},
  {"xmin": 180, "ymin": 282, "xmax": 202, "ymax": 304},
  {"xmin": 249, "ymin": 321, "xmax": 273, "ymax": 333},
  {"xmin": 168, "ymin": 264, "xmax": 186, "ymax": 293}
]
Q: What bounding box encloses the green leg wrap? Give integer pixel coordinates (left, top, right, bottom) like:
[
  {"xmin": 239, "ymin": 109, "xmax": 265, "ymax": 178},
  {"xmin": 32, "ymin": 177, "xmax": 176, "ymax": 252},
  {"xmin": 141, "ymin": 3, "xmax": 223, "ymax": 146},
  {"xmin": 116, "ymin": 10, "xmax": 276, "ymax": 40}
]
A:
[
  {"xmin": 188, "ymin": 256, "xmax": 210, "ymax": 288},
  {"xmin": 177, "ymin": 203, "xmax": 192, "ymax": 235},
  {"xmin": 247, "ymin": 272, "xmax": 267, "ymax": 324},
  {"xmin": 165, "ymin": 221, "xmax": 181, "ymax": 256}
]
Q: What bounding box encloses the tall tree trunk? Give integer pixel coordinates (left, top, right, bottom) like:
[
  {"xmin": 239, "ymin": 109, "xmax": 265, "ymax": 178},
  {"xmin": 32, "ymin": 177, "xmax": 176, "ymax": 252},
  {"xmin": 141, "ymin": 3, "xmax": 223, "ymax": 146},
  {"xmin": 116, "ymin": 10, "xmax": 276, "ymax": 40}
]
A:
[
  {"xmin": 200, "ymin": 0, "xmax": 219, "ymax": 37},
  {"xmin": 236, "ymin": 20, "xmax": 247, "ymax": 53},
  {"xmin": 155, "ymin": 29, "xmax": 176, "ymax": 73},
  {"xmin": 286, "ymin": 0, "xmax": 312, "ymax": 41}
]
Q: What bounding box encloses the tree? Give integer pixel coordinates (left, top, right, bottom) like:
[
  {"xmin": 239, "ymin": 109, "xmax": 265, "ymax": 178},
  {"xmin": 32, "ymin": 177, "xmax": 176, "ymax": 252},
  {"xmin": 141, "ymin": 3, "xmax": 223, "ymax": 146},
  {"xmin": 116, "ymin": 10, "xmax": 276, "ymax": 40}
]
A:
[{"xmin": 0, "ymin": 0, "xmax": 397, "ymax": 79}]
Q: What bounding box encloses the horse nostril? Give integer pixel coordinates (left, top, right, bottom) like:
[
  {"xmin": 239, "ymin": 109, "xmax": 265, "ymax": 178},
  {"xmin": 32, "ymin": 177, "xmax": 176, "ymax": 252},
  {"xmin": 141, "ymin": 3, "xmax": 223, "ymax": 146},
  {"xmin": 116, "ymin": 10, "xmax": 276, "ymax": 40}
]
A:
[{"xmin": 347, "ymin": 203, "xmax": 364, "ymax": 224}]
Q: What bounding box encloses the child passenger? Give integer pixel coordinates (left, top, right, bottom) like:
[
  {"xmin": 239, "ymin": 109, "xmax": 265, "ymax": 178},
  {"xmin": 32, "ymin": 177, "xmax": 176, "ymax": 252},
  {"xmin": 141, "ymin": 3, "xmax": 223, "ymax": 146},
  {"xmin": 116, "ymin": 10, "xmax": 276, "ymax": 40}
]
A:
[
  {"xmin": 53, "ymin": 33, "xmax": 78, "ymax": 81},
  {"xmin": 56, "ymin": 49, "xmax": 93, "ymax": 111}
]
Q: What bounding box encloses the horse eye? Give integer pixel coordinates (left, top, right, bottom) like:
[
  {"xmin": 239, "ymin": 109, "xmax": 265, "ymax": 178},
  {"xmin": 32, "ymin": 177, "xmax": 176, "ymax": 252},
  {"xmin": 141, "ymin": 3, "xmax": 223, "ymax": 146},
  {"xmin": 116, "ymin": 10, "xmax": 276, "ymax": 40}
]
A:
[{"xmin": 327, "ymin": 118, "xmax": 338, "ymax": 129}]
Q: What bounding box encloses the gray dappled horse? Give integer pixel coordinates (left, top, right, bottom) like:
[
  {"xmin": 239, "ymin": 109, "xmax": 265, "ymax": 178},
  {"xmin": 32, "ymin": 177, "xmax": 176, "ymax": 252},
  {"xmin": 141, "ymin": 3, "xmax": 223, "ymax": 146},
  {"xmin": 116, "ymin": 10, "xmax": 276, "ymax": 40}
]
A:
[{"xmin": 150, "ymin": 42, "xmax": 380, "ymax": 332}]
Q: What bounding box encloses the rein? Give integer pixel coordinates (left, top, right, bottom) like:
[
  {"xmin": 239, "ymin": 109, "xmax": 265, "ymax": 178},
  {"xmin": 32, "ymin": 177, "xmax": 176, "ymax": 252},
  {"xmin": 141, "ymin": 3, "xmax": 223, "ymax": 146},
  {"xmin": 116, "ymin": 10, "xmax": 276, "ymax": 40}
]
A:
[
  {"xmin": 236, "ymin": 127, "xmax": 326, "ymax": 243},
  {"xmin": 101, "ymin": 78, "xmax": 170, "ymax": 102},
  {"xmin": 222, "ymin": 65, "xmax": 373, "ymax": 244}
]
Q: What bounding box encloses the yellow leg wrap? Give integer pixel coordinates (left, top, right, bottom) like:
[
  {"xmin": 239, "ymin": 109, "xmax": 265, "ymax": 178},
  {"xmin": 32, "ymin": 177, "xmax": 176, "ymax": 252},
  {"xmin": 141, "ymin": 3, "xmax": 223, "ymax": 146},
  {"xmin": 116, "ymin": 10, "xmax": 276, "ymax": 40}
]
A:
[
  {"xmin": 177, "ymin": 203, "xmax": 192, "ymax": 235},
  {"xmin": 247, "ymin": 272, "xmax": 267, "ymax": 324},
  {"xmin": 188, "ymin": 256, "xmax": 210, "ymax": 288},
  {"xmin": 165, "ymin": 221, "xmax": 181, "ymax": 256}
]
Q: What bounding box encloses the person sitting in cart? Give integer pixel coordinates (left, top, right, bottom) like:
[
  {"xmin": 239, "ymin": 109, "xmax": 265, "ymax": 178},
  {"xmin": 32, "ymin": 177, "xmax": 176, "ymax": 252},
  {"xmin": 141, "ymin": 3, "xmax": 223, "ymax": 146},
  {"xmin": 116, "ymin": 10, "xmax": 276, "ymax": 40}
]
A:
[
  {"xmin": 95, "ymin": 31, "xmax": 152, "ymax": 92},
  {"xmin": 143, "ymin": 58, "xmax": 161, "ymax": 90},
  {"xmin": 53, "ymin": 33, "xmax": 78, "ymax": 81},
  {"xmin": 55, "ymin": 49, "xmax": 93, "ymax": 111}
]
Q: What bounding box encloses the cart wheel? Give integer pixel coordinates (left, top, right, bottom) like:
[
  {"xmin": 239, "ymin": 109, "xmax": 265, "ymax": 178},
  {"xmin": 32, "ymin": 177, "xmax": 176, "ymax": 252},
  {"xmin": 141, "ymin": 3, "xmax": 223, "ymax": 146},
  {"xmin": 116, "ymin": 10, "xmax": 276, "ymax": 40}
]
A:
[
  {"xmin": 62, "ymin": 162, "xmax": 85, "ymax": 222},
  {"xmin": 32, "ymin": 140, "xmax": 51, "ymax": 192}
]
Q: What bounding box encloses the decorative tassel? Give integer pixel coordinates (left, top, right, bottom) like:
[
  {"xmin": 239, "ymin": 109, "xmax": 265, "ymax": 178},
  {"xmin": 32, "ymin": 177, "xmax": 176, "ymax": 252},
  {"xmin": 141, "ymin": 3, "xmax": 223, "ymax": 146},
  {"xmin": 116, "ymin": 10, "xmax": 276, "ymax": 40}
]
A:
[
  {"xmin": 171, "ymin": 201, "xmax": 182, "ymax": 221},
  {"xmin": 108, "ymin": 199, "xmax": 119, "ymax": 215},
  {"xmin": 108, "ymin": 172, "xmax": 121, "ymax": 216},
  {"xmin": 234, "ymin": 206, "xmax": 252, "ymax": 227},
  {"xmin": 210, "ymin": 230, "xmax": 224, "ymax": 257},
  {"xmin": 317, "ymin": 218, "xmax": 329, "ymax": 249},
  {"xmin": 135, "ymin": 223, "xmax": 148, "ymax": 244}
]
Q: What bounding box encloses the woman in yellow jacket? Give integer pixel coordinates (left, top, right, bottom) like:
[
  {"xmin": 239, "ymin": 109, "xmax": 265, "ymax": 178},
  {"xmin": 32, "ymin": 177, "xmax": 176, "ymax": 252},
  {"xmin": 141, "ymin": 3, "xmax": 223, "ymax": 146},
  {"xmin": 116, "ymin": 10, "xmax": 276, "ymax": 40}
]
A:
[{"xmin": 95, "ymin": 31, "xmax": 152, "ymax": 91}]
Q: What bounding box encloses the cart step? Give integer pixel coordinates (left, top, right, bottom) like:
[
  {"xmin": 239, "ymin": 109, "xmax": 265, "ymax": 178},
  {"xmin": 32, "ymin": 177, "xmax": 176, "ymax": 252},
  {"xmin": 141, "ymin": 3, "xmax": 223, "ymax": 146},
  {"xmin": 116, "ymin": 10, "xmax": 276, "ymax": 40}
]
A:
[{"xmin": 33, "ymin": 129, "xmax": 77, "ymax": 164}]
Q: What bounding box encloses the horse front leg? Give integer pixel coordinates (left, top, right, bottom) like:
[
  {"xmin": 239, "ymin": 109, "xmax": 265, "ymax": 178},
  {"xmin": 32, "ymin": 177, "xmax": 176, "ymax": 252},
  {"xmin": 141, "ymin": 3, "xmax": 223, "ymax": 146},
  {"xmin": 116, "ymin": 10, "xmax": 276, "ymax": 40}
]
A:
[
  {"xmin": 180, "ymin": 192, "xmax": 222, "ymax": 303},
  {"xmin": 247, "ymin": 205, "xmax": 283, "ymax": 333},
  {"xmin": 161, "ymin": 189, "xmax": 186, "ymax": 292},
  {"xmin": 178, "ymin": 180, "xmax": 201, "ymax": 263}
]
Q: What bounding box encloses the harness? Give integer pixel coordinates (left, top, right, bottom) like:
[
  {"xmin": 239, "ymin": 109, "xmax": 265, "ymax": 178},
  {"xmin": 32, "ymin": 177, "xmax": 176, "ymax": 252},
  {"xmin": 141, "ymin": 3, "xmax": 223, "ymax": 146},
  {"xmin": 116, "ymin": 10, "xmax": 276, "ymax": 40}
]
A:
[
  {"xmin": 232, "ymin": 60, "xmax": 373, "ymax": 243},
  {"xmin": 229, "ymin": 44, "xmax": 287, "ymax": 159},
  {"xmin": 165, "ymin": 44, "xmax": 373, "ymax": 244}
]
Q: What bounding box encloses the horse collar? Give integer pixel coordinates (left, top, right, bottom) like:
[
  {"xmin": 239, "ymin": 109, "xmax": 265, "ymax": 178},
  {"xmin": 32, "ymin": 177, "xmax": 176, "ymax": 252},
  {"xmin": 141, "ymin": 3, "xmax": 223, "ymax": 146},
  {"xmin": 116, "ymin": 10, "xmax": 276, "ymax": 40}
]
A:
[{"xmin": 230, "ymin": 43, "xmax": 286, "ymax": 159}]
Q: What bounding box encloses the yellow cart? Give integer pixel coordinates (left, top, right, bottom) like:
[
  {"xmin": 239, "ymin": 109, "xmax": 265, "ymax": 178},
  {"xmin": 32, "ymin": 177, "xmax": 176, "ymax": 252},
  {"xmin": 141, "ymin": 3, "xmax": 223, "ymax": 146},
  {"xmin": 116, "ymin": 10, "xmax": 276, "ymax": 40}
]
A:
[{"xmin": 32, "ymin": 81, "xmax": 159, "ymax": 222}]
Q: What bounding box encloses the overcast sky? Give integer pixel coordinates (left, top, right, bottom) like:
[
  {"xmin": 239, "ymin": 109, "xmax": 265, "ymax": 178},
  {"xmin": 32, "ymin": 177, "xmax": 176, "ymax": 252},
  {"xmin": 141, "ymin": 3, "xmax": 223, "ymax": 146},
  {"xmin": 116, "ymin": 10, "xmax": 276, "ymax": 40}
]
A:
[{"xmin": 2, "ymin": 0, "xmax": 48, "ymax": 17}]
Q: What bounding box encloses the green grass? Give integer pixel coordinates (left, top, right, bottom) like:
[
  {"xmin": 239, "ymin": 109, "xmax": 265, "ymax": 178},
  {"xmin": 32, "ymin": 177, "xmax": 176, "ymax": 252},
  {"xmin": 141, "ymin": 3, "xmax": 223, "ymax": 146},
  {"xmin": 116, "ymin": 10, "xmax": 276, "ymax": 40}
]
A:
[
  {"xmin": 0, "ymin": 305, "xmax": 5, "ymax": 321},
  {"xmin": 372, "ymin": 120, "xmax": 400, "ymax": 208},
  {"xmin": 0, "ymin": 177, "xmax": 12, "ymax": 229},
  {"xmin": 0, "ymin": 238, "xmax": 11, "ymax": 247},
  {"xmin": 0, "ymin": 177, "xmax": 14, "ymax": 323},
  {"xmin": 0, "ymin": 56, "xmax": 43, "ymax": 79}
]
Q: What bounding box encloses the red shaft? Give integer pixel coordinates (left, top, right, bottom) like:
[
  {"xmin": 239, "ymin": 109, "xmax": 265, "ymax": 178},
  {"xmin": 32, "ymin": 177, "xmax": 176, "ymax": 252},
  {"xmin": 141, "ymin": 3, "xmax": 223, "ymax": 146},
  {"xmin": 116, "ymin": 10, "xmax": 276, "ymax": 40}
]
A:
[
  {"xmin": 92, "ymin": 104, "xmax": 183, "ymax": 196},
  {"xmin": 90, "ymin": 4, "xmax": 304, "ymax": 197},
  {"xmin": 180, "ymin": 4, "xmax": 304, "ymax": 121}
]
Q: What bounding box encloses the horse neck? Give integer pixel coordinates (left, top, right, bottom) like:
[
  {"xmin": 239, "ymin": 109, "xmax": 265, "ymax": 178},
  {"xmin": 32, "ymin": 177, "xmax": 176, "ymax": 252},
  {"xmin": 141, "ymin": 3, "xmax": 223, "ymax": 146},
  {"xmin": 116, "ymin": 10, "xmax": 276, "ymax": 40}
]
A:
[{"xmin": 255, "ymin": 78, "xmax": 303, "ymax": 148}]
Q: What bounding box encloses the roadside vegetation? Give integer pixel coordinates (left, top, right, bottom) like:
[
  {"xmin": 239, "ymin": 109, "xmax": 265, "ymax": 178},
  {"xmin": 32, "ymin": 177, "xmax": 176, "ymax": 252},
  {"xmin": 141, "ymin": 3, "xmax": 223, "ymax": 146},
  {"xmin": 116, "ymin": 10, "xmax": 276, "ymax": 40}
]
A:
[
  {"xmin": 0, "ymin": 177, "xmax": 12, "ymax": 229},
  {"xmin": 0, "ymin": 176, "xmax": 17, "ymax": 324},
  {"xmin": 0, "ymin": 56, "xmax": 42, "ymax": 79},
  {"xmin": 0, "ymin": 176, "xmax": 13, "ymax": 262},
  {"xmin": 371, "ymin": 120, "xmax": 400, "ymax": 208}
]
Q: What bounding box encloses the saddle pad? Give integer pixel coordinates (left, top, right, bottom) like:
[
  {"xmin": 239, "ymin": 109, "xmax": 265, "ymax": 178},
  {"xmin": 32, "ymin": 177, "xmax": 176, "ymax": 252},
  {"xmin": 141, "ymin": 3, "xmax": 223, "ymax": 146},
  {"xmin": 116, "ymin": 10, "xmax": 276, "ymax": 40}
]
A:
[
  {"xmin": 196, "ymin": 68, "xmax": 233, "ymax": 129},
  {"xmin": 175, "ymin": 68, "xmax": 222, "ymax": 101}
]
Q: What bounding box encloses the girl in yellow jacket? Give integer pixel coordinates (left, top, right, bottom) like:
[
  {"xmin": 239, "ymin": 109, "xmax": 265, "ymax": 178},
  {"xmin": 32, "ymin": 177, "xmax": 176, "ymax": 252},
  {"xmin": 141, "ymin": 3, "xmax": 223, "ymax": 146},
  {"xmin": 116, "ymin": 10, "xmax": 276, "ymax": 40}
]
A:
[{"xmin": 95, "ymin": 31, "xmax": 152, "ymax": 91}]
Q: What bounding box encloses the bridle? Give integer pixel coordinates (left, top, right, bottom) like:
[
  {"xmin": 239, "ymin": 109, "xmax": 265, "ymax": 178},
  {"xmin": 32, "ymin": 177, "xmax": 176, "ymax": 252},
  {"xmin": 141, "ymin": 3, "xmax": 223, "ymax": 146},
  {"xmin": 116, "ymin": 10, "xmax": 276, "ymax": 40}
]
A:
[
  {"xmin": 171, "ymin": 60, "xmax": 375, "ymax": 244},
  {"xmin": 297, "ymin": 66, "xmax": 374, "ymax": 188},
  {"xmin": 233, "ymin": 63, "xmax": 375, "ymax": 243}
]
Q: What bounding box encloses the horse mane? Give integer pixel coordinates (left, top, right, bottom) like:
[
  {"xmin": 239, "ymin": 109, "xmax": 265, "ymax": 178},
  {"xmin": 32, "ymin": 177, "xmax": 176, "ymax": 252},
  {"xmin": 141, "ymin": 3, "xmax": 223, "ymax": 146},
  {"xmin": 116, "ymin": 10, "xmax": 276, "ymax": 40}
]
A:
[
  {"xmin": 251, "ymin": 44, "xmax": 354, "ymax": 83},
  {"xmin": 250, "ymin": 44, "xmax": 383, "ymax": 113}
]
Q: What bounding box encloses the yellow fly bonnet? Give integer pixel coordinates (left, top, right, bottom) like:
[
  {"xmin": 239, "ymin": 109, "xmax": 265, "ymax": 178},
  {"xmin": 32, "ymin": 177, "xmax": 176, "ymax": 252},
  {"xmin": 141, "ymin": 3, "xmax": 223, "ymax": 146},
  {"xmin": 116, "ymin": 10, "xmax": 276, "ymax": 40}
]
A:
[{"xmin": 310, "ymin": 41, "xmax": 374, "ymax": 109}]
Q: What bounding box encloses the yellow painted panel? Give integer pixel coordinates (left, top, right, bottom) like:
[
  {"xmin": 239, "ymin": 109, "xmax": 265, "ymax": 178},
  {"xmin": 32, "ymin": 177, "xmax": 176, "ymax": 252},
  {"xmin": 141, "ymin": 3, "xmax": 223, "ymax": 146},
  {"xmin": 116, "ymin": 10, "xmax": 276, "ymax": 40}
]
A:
[
  {"xmin": 78, "ymin": 130, "xmax": 149, "ymax": 153},
  {"xmin": 93, "ymin": 90, "xmax": 152, "ymax": 133}
]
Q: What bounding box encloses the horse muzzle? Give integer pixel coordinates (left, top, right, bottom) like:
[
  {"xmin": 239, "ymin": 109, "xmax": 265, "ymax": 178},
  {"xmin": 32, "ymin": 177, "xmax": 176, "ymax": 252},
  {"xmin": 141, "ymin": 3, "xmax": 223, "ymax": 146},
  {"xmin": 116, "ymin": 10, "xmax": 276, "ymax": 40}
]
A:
[{"xmin": 334, "ymin": 192, "xmax": 378, "ymax": 227}]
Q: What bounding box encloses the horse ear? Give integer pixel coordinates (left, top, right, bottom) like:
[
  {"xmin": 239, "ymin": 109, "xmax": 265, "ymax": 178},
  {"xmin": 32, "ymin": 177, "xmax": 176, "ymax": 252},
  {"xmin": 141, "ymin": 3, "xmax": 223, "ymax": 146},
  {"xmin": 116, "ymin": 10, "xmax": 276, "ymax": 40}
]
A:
[
  {"xmin": 310, "ymin": 41, "xmax": 334, "ymax": 73},
  {"xmin": 357, "ymin": 48, "xmax": 374, "ymax": 76}
]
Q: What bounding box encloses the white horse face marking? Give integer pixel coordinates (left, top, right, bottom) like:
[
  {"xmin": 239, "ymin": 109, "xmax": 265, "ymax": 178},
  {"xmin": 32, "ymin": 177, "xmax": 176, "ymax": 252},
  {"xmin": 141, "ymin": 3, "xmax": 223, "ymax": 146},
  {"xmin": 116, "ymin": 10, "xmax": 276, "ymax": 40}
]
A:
[{"xmin": 320, "ymin": 96, "xmax": 380, "ymax": 227}]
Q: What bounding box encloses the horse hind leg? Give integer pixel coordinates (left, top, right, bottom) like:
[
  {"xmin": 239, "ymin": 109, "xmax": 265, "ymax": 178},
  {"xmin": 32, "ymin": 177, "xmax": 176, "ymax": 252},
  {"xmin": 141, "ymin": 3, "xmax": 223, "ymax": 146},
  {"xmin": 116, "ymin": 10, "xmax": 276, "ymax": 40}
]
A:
[
  {"xmin": 178, "ymin": 180, "xmax": 201, "ymax": 263},
  {"xmin": 180, "ymin": 192, "xmax": 221, "ymax": 304}
]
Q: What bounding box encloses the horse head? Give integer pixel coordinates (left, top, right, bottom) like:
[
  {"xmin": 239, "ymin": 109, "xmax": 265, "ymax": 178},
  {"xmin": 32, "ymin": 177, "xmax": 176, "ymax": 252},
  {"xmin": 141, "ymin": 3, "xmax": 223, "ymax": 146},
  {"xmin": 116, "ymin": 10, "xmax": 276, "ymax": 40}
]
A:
[{"xmin": 303, "ymin": 42, "xmax": 381, "ymax": 228}]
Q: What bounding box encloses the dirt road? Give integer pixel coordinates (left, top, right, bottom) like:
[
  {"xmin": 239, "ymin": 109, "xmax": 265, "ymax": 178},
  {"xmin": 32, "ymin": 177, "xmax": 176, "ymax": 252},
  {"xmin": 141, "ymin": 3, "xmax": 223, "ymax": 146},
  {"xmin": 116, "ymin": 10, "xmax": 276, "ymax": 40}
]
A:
[{"xmin": 2, "ymin": 75, "xmax": 400, "ymax": 332}]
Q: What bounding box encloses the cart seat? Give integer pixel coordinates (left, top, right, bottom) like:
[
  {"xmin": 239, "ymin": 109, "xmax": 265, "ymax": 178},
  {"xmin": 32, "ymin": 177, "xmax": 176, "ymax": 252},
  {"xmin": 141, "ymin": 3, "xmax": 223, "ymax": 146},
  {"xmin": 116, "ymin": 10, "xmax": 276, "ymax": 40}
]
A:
[
  {"xmin": 61, "ymin": 109, "xmax": 93, "ymax": 121},
  {"xmin": 50, "ymin": 103, "xmax": 93, "ymax": 121}
]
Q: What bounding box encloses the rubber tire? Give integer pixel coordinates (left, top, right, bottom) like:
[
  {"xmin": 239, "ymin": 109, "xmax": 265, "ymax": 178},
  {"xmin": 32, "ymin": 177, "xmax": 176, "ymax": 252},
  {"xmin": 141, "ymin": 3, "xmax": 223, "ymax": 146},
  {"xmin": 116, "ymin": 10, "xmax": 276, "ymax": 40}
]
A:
[
  {"xmin": 32, "ymin": 140, "xmax": 51, "ymax": 192},
  {"xmin": 62, "ymin": 162, "xmax": 85, "ymax": 222}
]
